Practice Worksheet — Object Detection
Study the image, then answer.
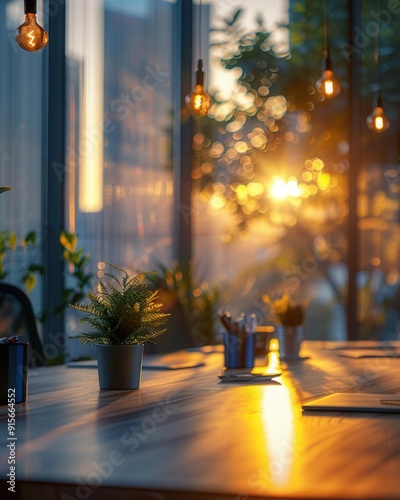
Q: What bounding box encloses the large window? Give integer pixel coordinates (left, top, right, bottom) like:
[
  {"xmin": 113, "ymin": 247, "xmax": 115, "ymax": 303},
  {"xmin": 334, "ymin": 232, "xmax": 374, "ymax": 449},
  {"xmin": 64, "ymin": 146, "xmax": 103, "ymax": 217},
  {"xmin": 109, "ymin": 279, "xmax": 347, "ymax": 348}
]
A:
[
  {"xmin": 65, "ymin": 0, "xmax": 175, "ymax": 357},
  {"xmin": 66, "ymin": 0, "xmax": 174, "ymax": 265},
  {"xmin": 0, "ymin": 0, "xmax": 47, "ymax": 318},
  {"xmin": 0, "ymin": 0, "xmax": 399, "ymax": 360},
  {"xmin": 192, "ymin": 0, "xmax": 400, "ymax": 341}
]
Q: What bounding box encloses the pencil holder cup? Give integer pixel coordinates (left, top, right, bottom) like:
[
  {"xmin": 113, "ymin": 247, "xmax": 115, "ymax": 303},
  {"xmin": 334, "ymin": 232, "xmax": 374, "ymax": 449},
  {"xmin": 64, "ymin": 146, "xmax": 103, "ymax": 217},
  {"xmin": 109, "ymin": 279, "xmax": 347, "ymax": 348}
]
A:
[
  {"xmin": 0, "ymin": 343, "xmax": 29, "ymax": 405},
  {"xmin": 223, "ymin": 332, "xmax": 254, "ymax": 369}
]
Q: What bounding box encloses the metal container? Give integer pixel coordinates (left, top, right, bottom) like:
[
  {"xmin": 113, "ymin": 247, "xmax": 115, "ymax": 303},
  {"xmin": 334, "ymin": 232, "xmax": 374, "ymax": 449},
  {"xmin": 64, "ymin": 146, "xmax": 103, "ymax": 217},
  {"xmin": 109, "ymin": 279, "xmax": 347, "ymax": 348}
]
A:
[
  {"xmin": 96, "ymin": 344, "xmax": 143, "ymax": 390},
  {"xmin": 275, "ymin": 325, "xmax": 304, "ymax": 360}
]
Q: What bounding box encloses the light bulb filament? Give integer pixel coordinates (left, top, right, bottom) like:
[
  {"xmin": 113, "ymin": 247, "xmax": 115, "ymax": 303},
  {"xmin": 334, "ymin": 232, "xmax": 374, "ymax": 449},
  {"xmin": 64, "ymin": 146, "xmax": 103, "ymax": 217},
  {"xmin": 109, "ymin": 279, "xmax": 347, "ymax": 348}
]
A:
[
  {"xmin": 316, "ymin": 70, "xmax": 341, "ymax": 98},
  {"xmin": 375, "ymin": 116, "xmax": 384, "ymax": 130},
  {"xmin": 193, "ymin": 93, "xmax": 203, "ymax": 110},
  {"xmin": 324, "ymin": 80, "xmax": 333, "ymax": 96},
  {"xmin": 186, "ymin": 85, "xmax": 211, "ymax": 116},
  {"xmin": 28, "ymin": 30, "xmax": 36, "ymax": 48}
]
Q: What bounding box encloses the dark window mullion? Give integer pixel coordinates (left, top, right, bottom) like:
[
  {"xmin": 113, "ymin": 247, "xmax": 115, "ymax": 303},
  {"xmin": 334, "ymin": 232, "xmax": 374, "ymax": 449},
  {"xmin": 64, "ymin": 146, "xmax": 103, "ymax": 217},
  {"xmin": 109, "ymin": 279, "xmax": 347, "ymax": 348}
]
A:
[
  {"xmin": 173, "ymin": 0, "xmax": 193, "ymax": 266},
  {"xmin": 42, "ymin": 2, "xmax": 66, "ymax": 359}
]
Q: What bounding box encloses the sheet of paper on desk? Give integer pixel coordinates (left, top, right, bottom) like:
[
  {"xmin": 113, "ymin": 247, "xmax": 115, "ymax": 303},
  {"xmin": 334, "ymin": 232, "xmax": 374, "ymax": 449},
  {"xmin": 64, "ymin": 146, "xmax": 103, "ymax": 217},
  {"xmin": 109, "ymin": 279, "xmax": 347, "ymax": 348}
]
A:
[
  {"xmin": 218, "ymin": 372, "xmax": 281, "ymax": 382},
  {"xmin": 336, "ymin": 349, "xmax": 400, "ymax": 358},
  {"xmin": 67, "ymin": 351, "xmax": 206, "ymax": 370},
  {"xmin": 302, "ymin": 393, "xmax": 400, "ymax": 413},
  {"xmin": 328, "ymin": 343, "xmax": 397, "ymax": 350}
]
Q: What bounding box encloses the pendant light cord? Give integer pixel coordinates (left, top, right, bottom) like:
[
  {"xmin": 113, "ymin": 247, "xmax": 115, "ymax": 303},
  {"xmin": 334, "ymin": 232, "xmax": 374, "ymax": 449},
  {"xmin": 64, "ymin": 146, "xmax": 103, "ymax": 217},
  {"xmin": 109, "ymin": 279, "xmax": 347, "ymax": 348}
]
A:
[
  {"xmin": 324, "ymin": 0, "xmax": 330, "ymax": 54},
  {"xmin": 198, "ymin": 0, "xmax": 203, "ymax": 59},
  {"xmin": 375, "ymin": 0, "xmax": 381, "ymax": 89}
]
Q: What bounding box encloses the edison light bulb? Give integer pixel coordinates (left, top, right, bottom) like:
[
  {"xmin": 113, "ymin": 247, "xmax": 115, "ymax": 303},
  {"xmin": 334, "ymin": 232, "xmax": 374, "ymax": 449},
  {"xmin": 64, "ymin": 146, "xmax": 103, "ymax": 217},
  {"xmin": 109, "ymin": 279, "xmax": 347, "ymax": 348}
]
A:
[
  {"xmin": 367, "ymin": 107, "xmax": 390, "ymax": 132},
  {"xmin": 367, "ymin": 92, "xmax": 390, "ymax": 133},
  {"xmin": 316, "ymin": 69, "xmax": 341, "ymax": 98},
  {"xmin": 185, "ymin": 84, "xmax": 211, "ymax": 116},
  {"xmin": 316, "ymin": 52, "xmax": 341, "ymax": 99},
  {"xmin": 185, "ymin": 59, "xmax": 211, "ymax": 117},
  {"xmin": 15, "ymin": 1, "xmax": 48, "ymax": 53}
]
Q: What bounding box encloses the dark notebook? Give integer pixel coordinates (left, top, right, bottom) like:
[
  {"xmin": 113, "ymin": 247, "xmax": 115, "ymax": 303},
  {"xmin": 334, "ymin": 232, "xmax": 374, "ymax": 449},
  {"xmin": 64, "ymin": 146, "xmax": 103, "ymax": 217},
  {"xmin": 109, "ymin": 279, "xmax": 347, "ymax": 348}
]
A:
[{"xmin": 302, "ymin": 393, "xmax": 400, "ymax": 413}]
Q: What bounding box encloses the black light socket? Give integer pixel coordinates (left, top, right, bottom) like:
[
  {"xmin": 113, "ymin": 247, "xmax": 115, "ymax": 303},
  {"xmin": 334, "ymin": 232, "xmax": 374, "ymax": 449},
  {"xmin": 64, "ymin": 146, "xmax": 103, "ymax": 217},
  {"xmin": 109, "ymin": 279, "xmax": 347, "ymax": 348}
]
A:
[
  {"xmin": 322, "ymin": 50, "xmax": 333, "ymax": 72},
  {"xmin": 24, "ymin": 0, "xmax": 37, "ymax": 14},
  {"xmin": 374, "ymin": 90, "xmax": 384, "ymax": 108},
  {"xmin": 195, "ymin": 59, "xmax": 205, "ymax": 86}
]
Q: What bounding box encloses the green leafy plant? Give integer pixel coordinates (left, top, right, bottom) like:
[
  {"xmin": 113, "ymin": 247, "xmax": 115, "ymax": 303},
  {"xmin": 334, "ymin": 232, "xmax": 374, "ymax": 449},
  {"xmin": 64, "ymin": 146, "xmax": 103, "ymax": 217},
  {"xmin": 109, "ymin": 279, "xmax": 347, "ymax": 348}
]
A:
[
  {"xmin": 70, "ymin": 263, "xmax": 169, "ymax": 345},
  {"xmin": 20, "ymin": 231, "xmax": 44, "ymax": 293},
  {"xmin": 148, "ymin": 260, "xmax": 221, "ymax": 346},
  {"xmin": 0, "ymin": 187, "xmax": 12, "ymax": 279},
  {"xmin": 0, "ymin": 230, "xmax": 12, "ymax": 280},
  {"xmin": 0, "ymin": 229, "xmax": 43, "ymax": 291},
  {"xmin": 0, "ymin": 228, "xmax": 93, "ymax": 321},
  {"xmin": 57, "ymin": 230, "xmax": 93, "ymax": 314}
]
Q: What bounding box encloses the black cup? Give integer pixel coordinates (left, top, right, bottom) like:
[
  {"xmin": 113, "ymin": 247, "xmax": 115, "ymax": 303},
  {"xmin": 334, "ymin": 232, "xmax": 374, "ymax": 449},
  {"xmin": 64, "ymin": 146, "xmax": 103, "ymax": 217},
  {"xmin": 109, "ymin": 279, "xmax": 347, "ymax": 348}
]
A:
[{"xmin": 0, "ymin": 343, "xmax": 28, "ymax": 405}]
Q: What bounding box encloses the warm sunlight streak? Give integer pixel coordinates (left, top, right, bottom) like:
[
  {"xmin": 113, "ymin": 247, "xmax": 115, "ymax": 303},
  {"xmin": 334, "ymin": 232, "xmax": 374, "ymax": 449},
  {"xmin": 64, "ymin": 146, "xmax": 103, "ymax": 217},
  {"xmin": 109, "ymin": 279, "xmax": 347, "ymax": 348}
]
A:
[
  {"xmin": 270, "ymin": 179, "xmax": 287, "ymax": 199},
  {"xmin": 270, "ymin": 177, "xmax": 301, "ymax": 199},
  {"xmin": 266, "ymin": 338, "xmax": 281, "ymax": 373},
  {"xmin": 270, "ymin": 338, "xmax": 279, "ymax": 351},
  {"xmin": 261, "ymin": 385, "xmax": 296, "ymax": 486}
]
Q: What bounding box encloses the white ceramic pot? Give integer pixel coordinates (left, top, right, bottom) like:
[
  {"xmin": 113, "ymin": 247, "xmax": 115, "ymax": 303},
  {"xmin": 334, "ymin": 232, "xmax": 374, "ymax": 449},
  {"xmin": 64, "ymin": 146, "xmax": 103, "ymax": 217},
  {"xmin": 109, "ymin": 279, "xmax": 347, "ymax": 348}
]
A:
[{"xmin": 96, "ymin": 344, "xmax": 144, "ymax": 390}]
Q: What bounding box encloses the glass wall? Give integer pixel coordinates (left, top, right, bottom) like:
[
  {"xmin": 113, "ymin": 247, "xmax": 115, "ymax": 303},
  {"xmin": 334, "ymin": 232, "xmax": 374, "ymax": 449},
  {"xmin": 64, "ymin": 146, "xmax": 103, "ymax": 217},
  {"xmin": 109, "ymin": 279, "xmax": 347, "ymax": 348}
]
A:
[
  {"xmin": 0, "ymin": 0, "xmax": 47, "ymax": 318},
  {"xmin": 65, "ymin": 0, "xmax": 175, "ymax": 357},
  {"xmin": 66, "ymin": 0, "xmax": 174, "ymax": 266},
  {"xmin": 0, "ymin": 0, "xmax": 398, "ymax": 358},
  {"xmin": 192, "ymin": 0, "xmax": 400, "ymax": 341},
  {"xmin": 358, "ymin": 2, "xmax": 400, "ymax": 339}
]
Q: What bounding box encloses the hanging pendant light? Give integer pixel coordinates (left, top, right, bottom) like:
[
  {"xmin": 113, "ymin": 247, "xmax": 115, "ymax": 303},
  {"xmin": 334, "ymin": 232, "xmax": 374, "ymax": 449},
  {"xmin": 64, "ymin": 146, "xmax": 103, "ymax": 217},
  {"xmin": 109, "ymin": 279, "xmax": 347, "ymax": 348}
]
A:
[
  {"xmin": 15, "ymin": 0, "xmax": 48, "ymax": 52},
  {"xmin": 185, "ymin": 58, "xmax": 212, "ymax": 116},
  {"xmin": 185, "ymin": 0, "xmax": 212, "ymax": 116},
  {"xmin": 366, "ymin": 1, "xmax": 389, "ymax": 133},
  {"xmin": 315, "ymin": 1, "xmax": 341, "ymax": 99},
  {"xmin": 367, "ymin": 90, "xmax": 390, "ymax": 133},
  {"xmin": 316, "ymin": 49, "xmax": 341, "ymax": 98}
]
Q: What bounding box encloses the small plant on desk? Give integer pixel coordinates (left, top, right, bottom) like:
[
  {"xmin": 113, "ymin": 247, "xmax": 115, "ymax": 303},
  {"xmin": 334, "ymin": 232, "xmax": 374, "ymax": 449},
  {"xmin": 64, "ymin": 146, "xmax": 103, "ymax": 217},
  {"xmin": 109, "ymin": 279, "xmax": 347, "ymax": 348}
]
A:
[
  {"xmin": 262, "ymin": 292, "xmax": 305, "ymax": 326},
  {"xmin": 70, "ymin": 263, "xmax": 169, "ymax": 390},
  {"xmin": 262, "ymin": 292, "xmax": 306, "ymax": 360}
]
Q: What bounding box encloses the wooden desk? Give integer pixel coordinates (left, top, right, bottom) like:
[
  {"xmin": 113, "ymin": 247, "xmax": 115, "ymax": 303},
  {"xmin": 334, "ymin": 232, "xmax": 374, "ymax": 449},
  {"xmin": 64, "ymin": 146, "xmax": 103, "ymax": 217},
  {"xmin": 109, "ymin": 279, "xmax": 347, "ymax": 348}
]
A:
[{"xmin": 1, "ymin": 341, "xmax": 400, "ymax": 500}]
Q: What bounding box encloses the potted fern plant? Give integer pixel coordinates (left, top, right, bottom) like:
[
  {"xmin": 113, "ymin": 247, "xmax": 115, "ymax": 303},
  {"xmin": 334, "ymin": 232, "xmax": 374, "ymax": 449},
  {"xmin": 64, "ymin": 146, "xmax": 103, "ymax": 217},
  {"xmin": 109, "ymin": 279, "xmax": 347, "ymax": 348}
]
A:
[{"xmin": 70, "ymin": 263, "xmax": 169, "ymax": 390}]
